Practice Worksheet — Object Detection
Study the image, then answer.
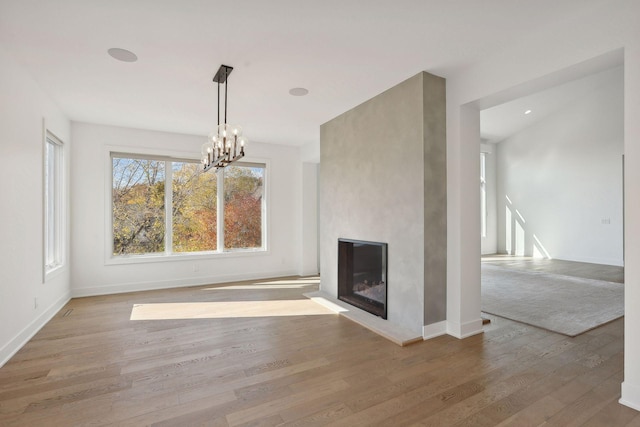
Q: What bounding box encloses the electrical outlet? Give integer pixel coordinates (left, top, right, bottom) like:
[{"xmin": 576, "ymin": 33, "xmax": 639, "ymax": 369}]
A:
[
  {"xmin": 193, "ymin": 263, "xmax": 199, "ymax": 273},
  {"xmin": 34, "ymin": 297, "xmax": 38, "ymax": 309}
]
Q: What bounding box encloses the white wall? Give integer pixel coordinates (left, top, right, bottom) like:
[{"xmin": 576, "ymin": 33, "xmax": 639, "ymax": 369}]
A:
[
  {"xmin": 70, "ymin": 122, "xmax": 303, "ymax": 296},
  {"xmin": 300, "ymin": 162, "xmax": 319, "ymax": 276},
  {"xmin": 481, "ymin": 143, "xmax": 497, "ymax": 255},
  {"xmin": 495, "ymin": 68, "xmax": 623, "ymax": 265},
  {"xmin": 445, "ymin": 1, "xmax": 640, "ymax": 410},
  {"xmin": 0, "ymin": 45, "xmax": 71, "ymax": 366},
  {"xmin": 300, "ymin": 143, "xmax": 320, "ymax": 276}
]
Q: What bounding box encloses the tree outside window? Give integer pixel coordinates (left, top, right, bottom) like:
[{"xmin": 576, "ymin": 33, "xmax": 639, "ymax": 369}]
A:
[
  {"xmin": 112, "ymin": 158, "xmax": 165, "ymax": 255},
  {"xmin": 224, "ymin": 165, "xmax": 263, "ymax": 250},
  {"xmin": 112, "ymin": 155, "xmax": 265, "ymax": 256},
  {"xmin": 172, "ymin": 161, "xmax": 217, "ymax": 252}
]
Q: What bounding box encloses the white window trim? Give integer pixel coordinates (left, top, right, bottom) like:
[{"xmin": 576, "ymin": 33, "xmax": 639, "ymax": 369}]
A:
[
  {"xmin": 480, "ymin": 152, "xmax": 487, "ymax": 238},
  {"xmin": 104, "ymin": 145, "xmax": 269, "ymax": 265},
  {"xmin": 43, "ymin": 129, "xmax": 65, "ymax": 281},
  {"xmin": 217, "ymin": 168, "xmax": 224, "ymax": 251}
]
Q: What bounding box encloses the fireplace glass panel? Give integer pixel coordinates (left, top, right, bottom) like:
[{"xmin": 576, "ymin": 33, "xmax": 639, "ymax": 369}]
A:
[{"xmin": 338, "ymin": 238, "xmax": 387, "ymax": 319}]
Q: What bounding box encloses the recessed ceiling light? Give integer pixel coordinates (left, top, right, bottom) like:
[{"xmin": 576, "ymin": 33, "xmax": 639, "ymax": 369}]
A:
[
  {"xmin": 108, "ymin": 48, "xmax": 138, "ymax": 63},
  {"xmin": 524, "ymin": 109, "xmax": 532, "ymax": 115},
  {"xmin": 289, "ymin": 87, "xmax": 309, "ymax": 96}
]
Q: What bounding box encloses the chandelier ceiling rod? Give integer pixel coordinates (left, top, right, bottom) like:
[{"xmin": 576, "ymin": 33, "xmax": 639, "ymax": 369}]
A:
[{"xmin": 224, "ymin": 68, "xmax": 227, "ymax": 125}]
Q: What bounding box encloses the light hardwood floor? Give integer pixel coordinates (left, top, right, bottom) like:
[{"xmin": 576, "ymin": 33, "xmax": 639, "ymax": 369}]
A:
[{"xmin": 0, "ymin": 273, "xmax": 637, "ymax": 426}]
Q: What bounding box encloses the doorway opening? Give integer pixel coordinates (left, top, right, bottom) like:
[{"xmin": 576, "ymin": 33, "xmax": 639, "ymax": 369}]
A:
[{"xmin": 477, "ymin": 57, "xmax": 624, "ymax": 336}]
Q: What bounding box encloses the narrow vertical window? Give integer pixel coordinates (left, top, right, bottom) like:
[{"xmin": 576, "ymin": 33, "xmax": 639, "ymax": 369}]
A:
[
  {"xmin": 223, "ymin": 164, "xmax": 265, "ymax": 251},
  {"xmin": 44, "ymin": 133, "xmax": 63, "ymax": 273},
  {"xmin": 480, "ymin": 152, "xmax": 487, "ymax": 238}
]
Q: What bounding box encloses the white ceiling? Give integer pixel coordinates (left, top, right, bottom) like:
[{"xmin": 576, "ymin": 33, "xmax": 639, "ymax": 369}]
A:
[
  {"xmin": 0, "ymin": 0, "xmax": 611, "ymax": 147},
  {"xmin": 481, "ymin": 65, "xmax": 624, "ymax": 144}
]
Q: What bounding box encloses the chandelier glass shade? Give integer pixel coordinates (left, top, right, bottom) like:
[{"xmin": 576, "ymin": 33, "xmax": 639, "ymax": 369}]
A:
[{"xmin": 201, "ymin": 65, "xmax": 246, "ymax": 171}]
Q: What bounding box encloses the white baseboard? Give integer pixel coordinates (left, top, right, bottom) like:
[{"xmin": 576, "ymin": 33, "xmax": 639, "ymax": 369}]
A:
[
  {"xmin": 423, "ymin": 320, "xmax": 447, "ymax": 340},
  {"xmin": 447, "ymin": 318, "xmax": 484, "ymax": 339},
  {"xmin": 71, "ymin": 269, "xmax": 300, "ymax": 298},
  {"xmin": 0, "ymin": 292, "xmax": 71, "ymax": 368},
  {"xmin": 620, "ymin": 381, "xmax": 640, "ymax": 411},
  {"xmin": 298, "ymin": 269, "xmax": 319, "ymax": 277},
  {"xmin": 556, "ymin": 254, "xmax": 624, "ymax": 267}
]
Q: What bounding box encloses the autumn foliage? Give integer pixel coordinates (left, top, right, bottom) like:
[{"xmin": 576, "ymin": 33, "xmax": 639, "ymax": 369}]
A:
[
  {"xmin": 223, "ymin": 166, "xmax": 263, "ymax": 249},
  {"xmin": 112, "ymin": 158, "xmax": 165, "ymax": 255},
  {"xmin": 112, "ymin": 158, "xmax": 263, "ymax": 255},
  {"xmin": 172, "ymin": 162, "xmax": 218, "ymax": 252}
]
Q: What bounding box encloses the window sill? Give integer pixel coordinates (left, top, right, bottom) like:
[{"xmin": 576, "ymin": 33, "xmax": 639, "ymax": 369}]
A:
[
  {"xmin": 105, "ymin": 248, "xmax": 269, "ymax": 266},
  {"xmin": 44, "ymin": 264, "xmax": 65, "ymax": 282}
]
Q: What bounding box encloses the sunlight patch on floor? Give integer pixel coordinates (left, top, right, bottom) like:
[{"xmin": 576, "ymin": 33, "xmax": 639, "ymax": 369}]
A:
[{"xmin": 130, "ymin": 299, "xmax": 336, "ymax": 320}]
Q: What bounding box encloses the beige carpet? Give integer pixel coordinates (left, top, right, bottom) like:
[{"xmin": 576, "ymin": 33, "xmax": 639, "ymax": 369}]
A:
[{"xmin": 481, "ymin": 263, "xmax": 624, "ymax": 337}]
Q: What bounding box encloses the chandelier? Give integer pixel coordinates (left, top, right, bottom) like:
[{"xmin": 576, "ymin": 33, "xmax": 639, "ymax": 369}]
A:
[{"xmin": 201, "ymin": 64, "xmax": 247, "ymax": 171}]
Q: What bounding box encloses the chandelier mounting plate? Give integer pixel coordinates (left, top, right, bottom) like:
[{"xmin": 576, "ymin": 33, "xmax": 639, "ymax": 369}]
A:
[{"xmin": 213, "ymin": 65, "xmax": 233, "ymax": 83}]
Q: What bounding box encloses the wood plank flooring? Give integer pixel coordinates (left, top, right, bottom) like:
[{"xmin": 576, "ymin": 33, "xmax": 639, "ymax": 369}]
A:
[{"xmin": 0, "ymin": 274, "xmax": 637, "ymax": 426}]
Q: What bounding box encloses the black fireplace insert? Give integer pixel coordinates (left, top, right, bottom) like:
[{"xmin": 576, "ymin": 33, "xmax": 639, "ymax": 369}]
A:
[{"xmin": 338, "ymin": 238, "xmax": 387, "ymax": 319}]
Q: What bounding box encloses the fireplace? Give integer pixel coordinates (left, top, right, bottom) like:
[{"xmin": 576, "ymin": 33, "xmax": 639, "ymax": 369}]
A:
[{"xmin": 338, "ymin": 238, "xmax": 387, "ymax": 319}]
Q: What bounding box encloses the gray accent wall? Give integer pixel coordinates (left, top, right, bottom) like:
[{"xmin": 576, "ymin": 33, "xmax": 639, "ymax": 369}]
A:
[
  {"xmin": 422, "ymin": 74, "xmax": 447, "ymax": 326},
  {"xmin": 319, "ymin": 72, "xmax": 446, "ymax": 335}
]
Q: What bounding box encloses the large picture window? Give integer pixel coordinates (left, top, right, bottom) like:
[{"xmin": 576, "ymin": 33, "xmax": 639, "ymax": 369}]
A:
[
  {"xmin": 44, "ymin": 132, "xmax": 64, "ymax": 274},
  {"xmin": 111, "ymin": 154, "xmax": 265, "ymax": 257}
]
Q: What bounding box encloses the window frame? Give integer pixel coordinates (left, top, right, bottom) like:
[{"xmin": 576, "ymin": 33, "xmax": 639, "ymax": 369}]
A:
[
  {"xmin": 480, "ymin": 152, "xmax": 487, "ymax": 238},
  {"xmin": 43, "ymin": 130, "xmax": 65, "ymax": 280},
  {"xmin": 221, "ymin": 161, "xmax": 267, "ymax": 253},
  {"xmin": 105, "ymin": 147, "xmax": 268, "ymax": 265}
]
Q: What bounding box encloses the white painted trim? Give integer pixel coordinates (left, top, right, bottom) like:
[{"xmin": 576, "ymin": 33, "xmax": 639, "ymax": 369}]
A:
[
  {"xmin": 423, "ymin": 320, "xmax": 447, "ymax": 340},
  {"xmin": 71, "ymin": 270, "xmax": 299, "ymax": 298},
  {"xmin": 0, "ymin": 292, "xmax": 71, "ymax": 368},
  {"xmin": 104, "ymin": 246, "xmax": 270, "ymax": 266},
  {"xmin": 43, "ymin": 124, "xmax": 66, "ymax": 282},
  {"xmin": 480, "ymin": 143, "xmax": 493, "ymax": 154},
  {"xmin": 553, "ymin": 255, "xmax": 625, "ymax": 268},
  {"xmin": 447, "ymin": 318, "xmax": 484, "ymax": 339},
  {"xmin": 217, "ymin": 167, "xmax": 225, "ymax": 250},
  {"xmin": 620, "ymin": 382, "xmax": 640, "ymax": 412}
]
